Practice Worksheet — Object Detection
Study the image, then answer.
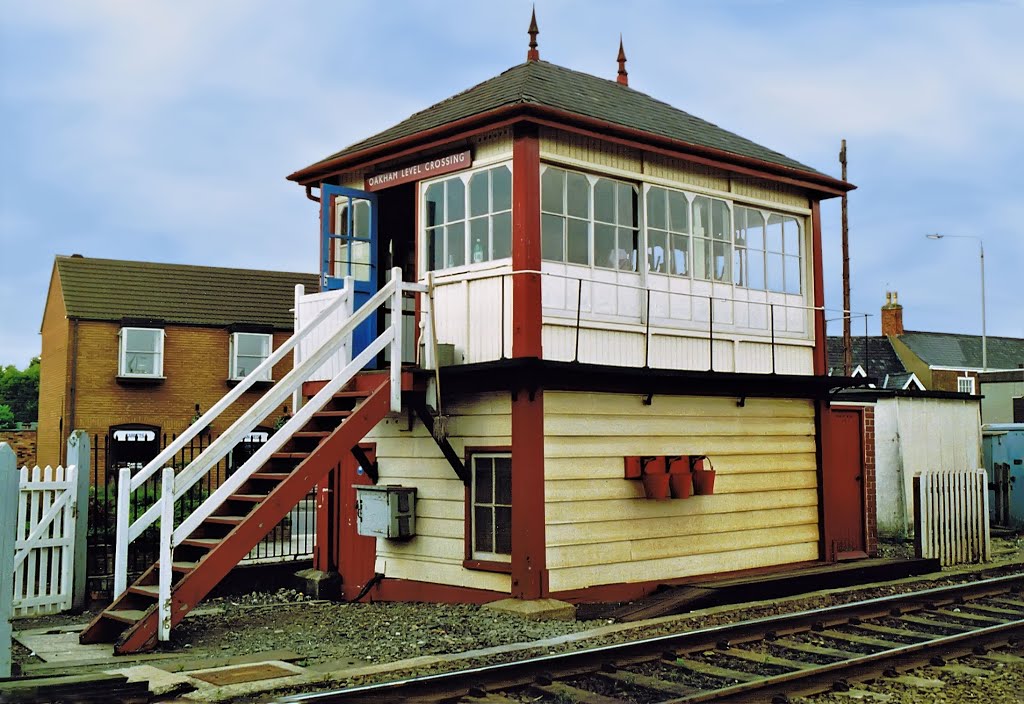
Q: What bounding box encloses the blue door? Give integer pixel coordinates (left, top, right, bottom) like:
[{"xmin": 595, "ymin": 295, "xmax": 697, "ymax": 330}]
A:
[{"xmin": 321, "ymin": 185, "xmax": 378, "ymax": 366}]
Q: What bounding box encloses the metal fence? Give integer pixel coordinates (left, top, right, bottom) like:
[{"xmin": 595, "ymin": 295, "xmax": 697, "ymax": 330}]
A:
[{"xmin": 86, "ymin": 430, "xmax": 315, "ymax": 598}]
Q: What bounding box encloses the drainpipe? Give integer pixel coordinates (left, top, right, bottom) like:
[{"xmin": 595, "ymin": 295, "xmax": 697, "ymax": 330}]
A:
[
  {"xmin": 305, "ymin": 185, "xmax": 320, "ymax": 203},
  {"xmin": 65, "ymin": 318, "xmax": 80, "ymax": 466}
]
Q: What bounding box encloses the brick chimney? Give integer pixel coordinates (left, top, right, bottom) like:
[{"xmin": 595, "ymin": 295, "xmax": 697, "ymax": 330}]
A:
[{"xmin": 881, "ymin": 291, "xmax": 904, "ymax": 336}]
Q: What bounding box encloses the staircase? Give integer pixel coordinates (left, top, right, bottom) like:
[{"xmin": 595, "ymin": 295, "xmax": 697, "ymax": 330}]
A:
[{"xmin": 78, "ymin": 268, "xmax": 429, "ymax": 654}]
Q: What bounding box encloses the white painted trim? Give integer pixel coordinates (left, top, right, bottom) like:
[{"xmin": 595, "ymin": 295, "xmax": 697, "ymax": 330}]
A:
[
  {"xmin": 114, "ymin": 467, "xmax": 131, "ymax": 598},
  {"xmin": 157, "ymin": 467, "xmax": 174, "ymax": 641},
  {"xmin": 902, "ymin": 373, "xmax": 925, "ymax": 391}
]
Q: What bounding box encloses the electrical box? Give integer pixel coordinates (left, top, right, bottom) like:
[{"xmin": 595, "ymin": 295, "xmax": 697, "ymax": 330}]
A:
[{"xmin": 355, "ymin": 485, "xmax": 416, "ymax": 539}]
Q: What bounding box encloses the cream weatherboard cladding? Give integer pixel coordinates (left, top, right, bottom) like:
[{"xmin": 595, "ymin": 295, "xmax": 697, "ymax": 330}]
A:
[
  {"xmin": 368, "ymin": 392, "xmax": 512, "ymax": 593},
  {"xmin": 543, "ymin": 391, "xmax": 819, "ymax": 593}
]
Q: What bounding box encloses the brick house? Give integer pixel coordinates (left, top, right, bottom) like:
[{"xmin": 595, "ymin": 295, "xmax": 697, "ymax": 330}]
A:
[{"xmin": 37, "ymin": 255, "xmax": 318, "ymax": 471}]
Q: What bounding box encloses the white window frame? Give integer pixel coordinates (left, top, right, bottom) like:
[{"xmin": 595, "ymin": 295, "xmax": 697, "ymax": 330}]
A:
[
  {"xmin": 470, "ymin": 452, "xmax": 512, "ymax": 562},
  {"xmin": 230, "ymin": 332, "xmax": 273, "ymax": 381},
  {"xmin": 957, "ymin": 375, "xmax": 976, "ymax": 394},
  {"xmin": 118, "ymin": 327, "xmax": 165, "ymax": 378},
  {"xmin": 421, "ymin": 161, "xmax": 513, "ymax": 273}
]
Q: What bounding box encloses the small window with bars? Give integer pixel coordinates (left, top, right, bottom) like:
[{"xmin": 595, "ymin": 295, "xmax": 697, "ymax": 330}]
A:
[
  {"xmin": 471, "ymin": 453, "xmax": 512, "ymax": 561},
  {"xmin": 957, "ymin": 376, "xmax": 976, "ymax": 394}
]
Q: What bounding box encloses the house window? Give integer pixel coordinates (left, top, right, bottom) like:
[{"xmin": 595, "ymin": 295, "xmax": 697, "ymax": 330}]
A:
[
  {"xmin": 957, "ymin": 376, "xmax": 976, "ymax": 394},
  {"xmin": 541, "ymin": 166, "xmax": 639, "ymax": 271},
  {"xmin": 424, "ymin": 164, "xmax": 511, "ymax": 271},
  {"xmin": 471, "ymin": 453, "xmax": 512, "ymax": 560},
  {"xmin": 118, "ymin": 327, "xmax": 164, "ymax": 377},
  {"xmin": 230, "ymin": 332, "xmax": 273, "ymax": 381}
]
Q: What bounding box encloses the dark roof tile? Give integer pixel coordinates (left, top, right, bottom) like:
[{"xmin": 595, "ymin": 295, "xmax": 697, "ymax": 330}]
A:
[{"xmin": 898, "ymin": 331, "xmax": 1024, "ymax": 370}]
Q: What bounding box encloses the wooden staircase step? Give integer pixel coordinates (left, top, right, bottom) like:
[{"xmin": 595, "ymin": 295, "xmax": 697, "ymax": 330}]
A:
[
  {"xmin": 127, "ymin": 585, "xmax": 159, "ymax": 599},
  {"xmin": 227, "ymin": 493, "xmax": 268, "ymax": 503},
  {"xmin": 292, "ymin": 431, "xmax": 330, "ymax": 439},
  {"xmin": 332, "ymin": 390, "xmax": 370, "ymax": 399},
  {"xmin": 172, "ymin": 561, "xmax": 198, "ymax": 573},
  {"xmin": 313, "ymin": 410, "xmax": 352, "ymax": 419},
  {"xmin": 251, "ymin": 472, "xmax": 291, "ymax": 481},
  {"xmin": 204, "ymin": 515, "xmax": 247, "ymax": 526},
  {"xmin": 179, "ymin": 537, "xmax": 221, "ymax": 550},
  {"xmin": 104, "ymin": 609, "xmax": 149, "ymax": 625},
  {"xmin": 270, "ymin": 452, "xmax": 309, "ymax": 460}
]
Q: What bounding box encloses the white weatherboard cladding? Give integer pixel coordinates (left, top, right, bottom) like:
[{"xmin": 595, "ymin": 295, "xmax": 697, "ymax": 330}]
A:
[
  {"xmin": 368, "ymin": 392, "xmax": 512, "ymax": 593},
  {"xmin": 429, "ymin": 265, "xmax": 513, "ymax": 364},
  {"xmin": 543, "ymin": 391, "xmax": 819, "ymax": 593},
  {"xmin": 874, "ymin": 396, "xmax": 983, "ymax": 537}
]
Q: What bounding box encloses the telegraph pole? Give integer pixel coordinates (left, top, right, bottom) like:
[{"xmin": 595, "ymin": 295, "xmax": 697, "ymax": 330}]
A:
[{"xmin": 841, "ymin": 139, "xmax": 852, "ymax": 376}]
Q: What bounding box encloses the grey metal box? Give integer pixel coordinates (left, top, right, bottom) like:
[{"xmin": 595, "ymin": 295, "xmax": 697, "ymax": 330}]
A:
[{"xmin": 355, "ymin": 485, "xmax": 416, "ymax": 539}]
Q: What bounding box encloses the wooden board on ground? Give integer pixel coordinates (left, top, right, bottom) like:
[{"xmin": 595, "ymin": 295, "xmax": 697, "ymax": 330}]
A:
[
  {"xmin": 188, "ymin": 662, "xmax": 298, "ymax": 686},
  {"xmin": 603, "ymin": 586, "xmax": 717, "ymax": 623}
]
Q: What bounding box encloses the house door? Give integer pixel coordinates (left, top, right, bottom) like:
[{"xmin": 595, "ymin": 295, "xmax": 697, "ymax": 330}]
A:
[
  {"xmin": 321, "ymin": 185, "xmax": 378, "ymax": 364},
  {"xmin": 823, "ymin": 408, "xmax": 867, "ymax": 560}
]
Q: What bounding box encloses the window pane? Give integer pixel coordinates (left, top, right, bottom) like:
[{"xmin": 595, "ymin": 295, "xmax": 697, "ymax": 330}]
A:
[
  {"xmin": 648, "ymin": 229, "xmax": 667, "ymax": 273},
  {"xmin": 694, "ymin": 237, "xmax": 712, "ymax": 280},
  {"xmin": 470, "ymin": 217, "xmax": 489, "ymax": 263},
  {"xmin": 594, "ymin": 223, "xmax": 616, "ymax": 269},
  {"xmin": 713, "ymin": 240, "xmax": 731, "ymax": 282},
  {"xmin": 712, "ymin": 200, "xmax": 730, "ymax": 241},
  {"xmin": 670, "ymin": 233, "xmax": 690, "ymax": 276},
  {"xmin": 541, "ymin": 168, "xmax": 564, "ymax": 213},
  {"xmin": 474, "ymin": 507, "xmax": 493, "ymax": 553},
  {"xmin": 494, "ymin": 457, "xmax": 512, "ymax": 505},
  {"xmin": 566, "ymin": 218, "xmax": 589, "ymax": 265},
  {"xmin": 492, "ymin": 212, "xmax": 512, "ymax": 259},
  {"xmin": 333, "ymin": 199, "xmax": 348, "ymax": 236},
  {"xmin": 747, "ymin": 210, "xmax": 765, "ymax": 250},
  {"xmin": 766, "ymin": 214, "xmax": 784, "ymax": 252},
  {"xmin": 668, "ymin": 191, "xmax": 689, "ymax": 232},
  {"xmin": 594, "ymin": 179, "xmax": 615, "ymax": 223},
  {"xmin": 475, "ymin": 457, "xmax": 493, "ymax": 503},
  {"xmin": 491, "ymin": 166, "xmax": 512, "ymax": 212},
  {"xmin": 126, "ymin": 329, "xmax": 160, "ymax": 352},
  {"xmin": 427, "ymin": 227, "xmax": 443, "ymax": 271},
  {"xmin": 446, "ymin": 178, "xmax": 465, "ymax": 221},
  {"xmin": 767, "ymin": 252, "xmax": 784, "ymax": 291},
  {"xmin": 618, "ymin": 184, "xmax": 636, "ymax": 227},
  {"xmin": 783, "ymin": 217, "xmax": 800, "ymax": 255},
  {"xmin": 469, "ymin": 172, "xmax": 489, "ymax": 217},
  {"xmin": 446, "ymin": 222, "xmax": 465, "ymax": 267},
  {"xmin": 733, "ymin": 207, "xmax": 747, "ymax": 247},
  {"xmin": 566, "ymin": 171, "xmax": 589, "ymax": 219},
  {"xmin": 351, "ymin": 240, "xmax": 372, "ymax": 281},
  {"xmin": 425, "ymin": 183, "xmax": 444, "ymax": 227},
  {"xmin": 748, "ymin": 249, "xmax": 765, "ymax": 289},
  {"xmin": 237, "ymin": 334, "xmax": 269, "ymax": 357},
  {"xmin": 494, "ymin": 507, "xmax": 512, "ymax": 554},
  {"xmin": 541, "ymin": 214, "xmax": 564, "ymax": 261},
  {"xmin": 353, "ymin": 200, "xmax": 371, "ymax": 237},
  {"xmin": 618, "ymin": 228, "xmax": 638, "ymax": 271},
  {"xmin": 125, "ymin": 353, "xmax": 155, "ymax": 375},
  {"xmin": 646, "ymin": 188, "xmax": 666, "ymax": 230},
  {"xmin": 784, "ymin": 254, "xmax": 801, "ymax": 294},
  {"xmin": 734, "ymin": 247, "xmax": 747, "ymax": 287},
  {"xmin": 692, "ymin": 196, "xmax": 710, "ymax": 238}
]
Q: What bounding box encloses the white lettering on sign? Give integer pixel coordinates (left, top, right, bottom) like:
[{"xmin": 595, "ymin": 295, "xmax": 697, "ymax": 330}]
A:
[{"xmin": 365, "ymin": 150, "xmax": 472, "ymax": 191}]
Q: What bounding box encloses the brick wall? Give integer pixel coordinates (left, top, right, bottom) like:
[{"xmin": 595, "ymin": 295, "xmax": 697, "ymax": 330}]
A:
[
  {"xmin": 39, "ymin": 318, "xmax": 294, "ymax": 476},
  {"xmin": 862, "ymin": 405, "xmax": 877, "ymax": 557},
  {"xmin": 932, "ymin": 369, "xmax": 980, "ymax": 394},
  {"xmin": 0, "ymin": 430, "xmax": 37, "ymax": 468},
  {"xmin": 37, "ymin": 272, "xmax": 71, "ymax": 468}
]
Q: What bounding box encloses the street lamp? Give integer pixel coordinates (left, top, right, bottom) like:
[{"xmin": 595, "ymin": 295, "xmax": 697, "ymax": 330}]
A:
[{"xmin": 926, "ymin": 233, "xmax": 986, "ymax": 370}]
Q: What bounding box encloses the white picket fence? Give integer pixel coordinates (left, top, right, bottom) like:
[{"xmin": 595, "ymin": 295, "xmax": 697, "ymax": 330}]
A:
[
  {"xmin": 12, "ymin": 464, "xmax": 79, "ymax": 617},
  {"xmin": 914, "ymin": 469, "xmax": 990, "ymax": 566}
]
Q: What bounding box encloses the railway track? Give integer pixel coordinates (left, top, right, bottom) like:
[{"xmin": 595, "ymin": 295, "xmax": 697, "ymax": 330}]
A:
[{"xmin": 278, "ymin": 573, "xmax": 1024, "ymax": 703}]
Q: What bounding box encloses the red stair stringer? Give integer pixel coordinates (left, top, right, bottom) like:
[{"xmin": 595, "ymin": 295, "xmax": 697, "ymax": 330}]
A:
[{"xmin": 110, "ymin": 378, "xmax": 391, "ymax": 655}]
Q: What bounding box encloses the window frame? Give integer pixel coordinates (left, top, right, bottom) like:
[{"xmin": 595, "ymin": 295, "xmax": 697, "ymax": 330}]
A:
[
  {"xmin": 118, "ymin": 327, "xmax": 165, "ymax": 379},
  {"xmin": 463, "ymin": 448, "xmax": 513, "ymax": 571},
  {"xmin": 957, "ymin": 375, "xmax": 976, "ymax": 394},
  {"xmin": 229, "ymin": 331, "xmax": 274, "ymax": 381},
  {"xmin": 421, "ymin": 161, "xmax": 513, "ymax": 274}
]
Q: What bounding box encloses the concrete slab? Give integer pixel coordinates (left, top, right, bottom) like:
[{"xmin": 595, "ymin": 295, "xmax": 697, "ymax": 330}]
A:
[
  {"xmin": 106, "ymin": 664, "xmax": 195, "ymax": 698},
  {"xmin": 294, "ymin": 568, "xmax": 341, "ymax": 600},
  {"xmin": 483, "ymin": 598, "xmax": 576, "ymax": 621}
]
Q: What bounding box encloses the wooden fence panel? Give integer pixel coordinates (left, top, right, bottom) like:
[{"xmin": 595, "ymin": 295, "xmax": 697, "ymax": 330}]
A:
[{"xmin": 914, "ymin": 469, "xmax": 990, "ymax": 566}]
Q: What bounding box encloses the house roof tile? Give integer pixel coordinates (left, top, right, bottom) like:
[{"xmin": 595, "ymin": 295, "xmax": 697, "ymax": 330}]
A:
[
  {"xmin": 827, "ymin": 336, "xmax": 907, "ymax": 381},
  {"xmin": 55, "ymin": 256, "xmax": 319, "ymax": 330},
  {"xmin": 898, "ymin": 331, "xmax": 1024, "ymax": 371}
]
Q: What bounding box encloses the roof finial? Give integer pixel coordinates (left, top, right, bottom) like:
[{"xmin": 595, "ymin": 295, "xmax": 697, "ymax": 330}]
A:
[
  {"xmin": 616, "ymin": 35, "xmax": 628, "ymax": 85},
  {"xmin": 527, "ymin": 6, "xmax": 540, "ymax": 62}
]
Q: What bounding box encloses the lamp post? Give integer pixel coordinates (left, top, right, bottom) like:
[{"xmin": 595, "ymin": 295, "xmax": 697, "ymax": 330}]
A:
[{"xmin": 926, "ymin": 233, "xmax": 986, "ymax": 370}]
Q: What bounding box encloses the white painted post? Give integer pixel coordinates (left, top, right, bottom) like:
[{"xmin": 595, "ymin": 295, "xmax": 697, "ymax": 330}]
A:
[
  {"xmin": 292, "ymin": 284, "xmax": 305, "ymax": 419},
  {"xmin": 343, "ymin": 275, "xmax": 355, "ymax": 367},
  {"xmin": 422, "ymin": 271, "xmax": 436, "ymax": 370},
  {"xmin": 113, "ymin": 466, "xmax": 132, "ymax": 598},
  {"xmin": 158, "ymin": 467, "xmax": 174, "ymax": 641},
  {"xmin": 66, "ymin": 431, "xmax": 90, "ymax": 610},
  {"xmin": 0, "ymin": 443, "xmax": 19, "ymax": 677},
  {"xmin": 390, "ymin": 267, "xmax": 403, "ymax": 412}
]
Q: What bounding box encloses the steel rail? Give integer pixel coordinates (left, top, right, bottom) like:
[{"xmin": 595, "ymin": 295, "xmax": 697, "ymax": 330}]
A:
[{"xmin": 275, "ymin": 573, "xmax": 1024, "ymax": 704}]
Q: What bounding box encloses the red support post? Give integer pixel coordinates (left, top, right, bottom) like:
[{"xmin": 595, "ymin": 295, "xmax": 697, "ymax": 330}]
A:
[
  {"xmin": 511, "ymin": 388, "xmax": 546, "ymax": 598},
  {"xmin": 512, "ymin": 125, "xmax": 542, "ymax": 359},
  {"xmin": 811, "ymin": 201, "xmax": 827, "ymax": 376}
]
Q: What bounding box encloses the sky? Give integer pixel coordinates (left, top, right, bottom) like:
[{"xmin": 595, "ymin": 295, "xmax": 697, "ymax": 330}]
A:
[{"xmin": 1, "ymin": 0, "xmax": 1021, "ymax": 368}]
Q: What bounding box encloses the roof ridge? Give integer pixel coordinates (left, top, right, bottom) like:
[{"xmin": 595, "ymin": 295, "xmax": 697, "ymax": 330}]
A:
[{"xmin": 56, "ymin": 254, "xmax": 317, "ymax": 280}]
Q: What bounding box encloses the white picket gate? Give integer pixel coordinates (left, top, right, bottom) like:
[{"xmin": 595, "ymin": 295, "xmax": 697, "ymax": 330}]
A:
[
  {"xmin": 12, "ymin": 464, "xmax": 79, "ymax": 617},
  {"xmin": 914, "ymin": 469, "xmax": 990, "ymax": 567}
]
